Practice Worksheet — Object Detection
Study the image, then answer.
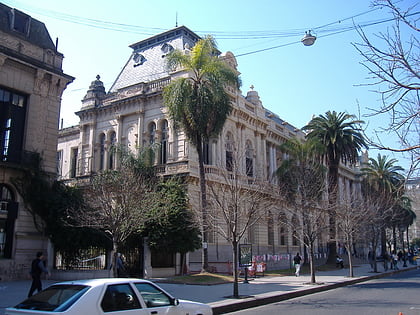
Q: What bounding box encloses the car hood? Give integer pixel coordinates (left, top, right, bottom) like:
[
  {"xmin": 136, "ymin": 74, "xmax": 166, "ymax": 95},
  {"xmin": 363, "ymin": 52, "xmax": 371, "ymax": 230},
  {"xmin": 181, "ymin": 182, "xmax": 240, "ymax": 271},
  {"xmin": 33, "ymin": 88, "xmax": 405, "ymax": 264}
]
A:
[{"xmin": 178, "ymin": 299, "xmax": 212, "ymax": 314}]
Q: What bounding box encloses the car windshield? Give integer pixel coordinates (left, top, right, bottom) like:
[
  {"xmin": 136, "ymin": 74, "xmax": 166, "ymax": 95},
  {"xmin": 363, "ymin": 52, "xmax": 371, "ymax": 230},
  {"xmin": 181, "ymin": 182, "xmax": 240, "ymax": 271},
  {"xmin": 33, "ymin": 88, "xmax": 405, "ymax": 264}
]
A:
[{"xmin": 15, "ymin": 284, "xmax": 90, "ymax": 311}]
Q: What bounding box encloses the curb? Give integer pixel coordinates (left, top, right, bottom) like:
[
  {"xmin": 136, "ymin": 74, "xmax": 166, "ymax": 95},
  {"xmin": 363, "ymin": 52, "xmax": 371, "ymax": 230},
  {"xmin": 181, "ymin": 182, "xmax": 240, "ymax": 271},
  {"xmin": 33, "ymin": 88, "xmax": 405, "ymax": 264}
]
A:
[{"xmin": 211, "ymin": 266, "xmax": 418, "ymax": 314}]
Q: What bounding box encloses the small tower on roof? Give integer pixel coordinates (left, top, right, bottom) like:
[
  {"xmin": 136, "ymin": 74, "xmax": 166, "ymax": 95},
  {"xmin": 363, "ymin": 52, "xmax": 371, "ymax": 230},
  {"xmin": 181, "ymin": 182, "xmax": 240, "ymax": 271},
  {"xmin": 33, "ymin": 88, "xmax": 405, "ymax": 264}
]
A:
[{"xmin": 81, "ymin": 75, "xmax": 106, "ymax": 109}]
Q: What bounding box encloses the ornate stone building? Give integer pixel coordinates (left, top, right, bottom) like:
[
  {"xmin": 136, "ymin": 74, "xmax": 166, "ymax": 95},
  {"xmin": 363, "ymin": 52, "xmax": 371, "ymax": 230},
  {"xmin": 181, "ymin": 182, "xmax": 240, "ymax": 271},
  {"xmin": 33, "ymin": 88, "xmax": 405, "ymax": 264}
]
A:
[
  {"xmin": 0, "ymin": 3, "xmax": 73, "ymax": 279},
  {"xmin": 58, "ymin": 26, "xmax": 361, "ymax": 276}
]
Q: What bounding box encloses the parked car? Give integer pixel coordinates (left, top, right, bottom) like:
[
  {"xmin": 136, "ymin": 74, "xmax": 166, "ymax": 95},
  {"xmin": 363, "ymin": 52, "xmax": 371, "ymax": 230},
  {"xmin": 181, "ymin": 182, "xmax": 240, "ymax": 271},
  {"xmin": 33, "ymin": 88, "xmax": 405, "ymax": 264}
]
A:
[{"xmin": 5, "ymin": 278, "xmax": 212, "ymax": 315}]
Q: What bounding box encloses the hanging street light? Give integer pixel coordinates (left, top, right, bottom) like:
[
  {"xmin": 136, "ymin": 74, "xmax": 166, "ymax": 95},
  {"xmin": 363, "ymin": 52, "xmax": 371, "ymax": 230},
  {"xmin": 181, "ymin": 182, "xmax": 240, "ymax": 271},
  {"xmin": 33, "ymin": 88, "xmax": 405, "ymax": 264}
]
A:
[{"xmin": 301, "ymin": 30, "xmax": 316, "ymax": 46}]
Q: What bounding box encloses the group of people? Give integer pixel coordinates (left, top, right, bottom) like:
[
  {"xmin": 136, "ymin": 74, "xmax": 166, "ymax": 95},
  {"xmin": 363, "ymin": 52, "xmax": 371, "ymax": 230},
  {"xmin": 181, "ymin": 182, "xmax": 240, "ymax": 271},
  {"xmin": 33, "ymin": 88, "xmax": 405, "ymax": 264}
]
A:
[{"xmin": 369, "ymin": 249, "xmax": 417, "ymax": 271}]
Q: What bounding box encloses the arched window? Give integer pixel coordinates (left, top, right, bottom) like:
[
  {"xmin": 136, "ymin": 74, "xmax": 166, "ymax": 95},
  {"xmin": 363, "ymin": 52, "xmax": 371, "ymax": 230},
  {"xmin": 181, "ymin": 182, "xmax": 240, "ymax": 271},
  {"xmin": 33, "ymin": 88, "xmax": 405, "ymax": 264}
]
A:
[
  {"xmin": 109, "ymin": 131, "xmax": 116, "ymax": 169},
  {"xmin": 245, "ymin": 140, "xmax": 254, "ymax": 177},
  {"xmin": 159, "ymin": 120, "xmax": 168, "ymax": 164},
  {"xmin": 225, "ymin": 132, "xmax": 234, "ymax": 171},
  {"xmin": 0, "ymin": 184, "xmax": 17, "ymax": 258},
  {"xmin": 149, "ymin": 122, "xmax": 156, "ymax": 145},
  {"xmin": 99, "ymin": 133, "xmax": 106, "ymax": 170}
]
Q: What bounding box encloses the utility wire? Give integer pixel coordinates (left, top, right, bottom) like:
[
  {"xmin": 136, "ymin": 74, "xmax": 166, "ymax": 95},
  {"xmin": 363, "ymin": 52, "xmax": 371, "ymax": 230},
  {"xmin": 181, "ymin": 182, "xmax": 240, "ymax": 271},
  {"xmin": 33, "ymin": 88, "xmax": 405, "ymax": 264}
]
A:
[
  {"xmin": 2, "ymin": 0, "xmax": 402, "ymax": 40},
  {"xmin": 236, "ymin": 11, "xmax": 420, "ymax": 58}
]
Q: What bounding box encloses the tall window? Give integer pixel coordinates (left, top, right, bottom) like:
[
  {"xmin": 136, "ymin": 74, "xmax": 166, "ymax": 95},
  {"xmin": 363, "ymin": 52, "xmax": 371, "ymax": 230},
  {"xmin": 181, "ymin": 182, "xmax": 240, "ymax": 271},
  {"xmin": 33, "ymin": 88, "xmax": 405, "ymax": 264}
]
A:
[
  {"xmin": 70, "ymin": 147, "xmax": 78, "ymax": 178},
  {"xmin": 1, "ymin": 185, "xmax": 17, "ymax": 259},
  {"xmin": 99, "ymin": 133, "xmax": 105, "ymax": 170},
  {"xmin": 159, "ymin": 120, "xmax": 168, "ymax": 164},
  {"xmin": 292, "ymin": 215, "xmax": 299, "ymax": 246},
  {"xmin": 203, "ymin": 140, "xmax": 210, "ymax": 165},
  {"xmin": 56, "ymin": 150, "xmax": 63, "ymax": 176},
  {"xmin": 267, "ymin": 211, "xmax": 274, "ymax": 246},
  {"xmin": 278, "ymin": 212, "xmax": 288, "ymax": 246},
  {"xmin": 108, "ymin": 132, "xmax": 116, "ymax": 169},
  {"xmin": 247, "ymin": 223, "xmax": 257, "ymax": 244},
  {"xmin": 0, "ymin": 87, "xmax": 26, "ymax": 163},
  {"xmin": 225, "ymin": 132, "xmax": 234, "ymax": 171},
  {"xmin": 245, "ymin": 140, "xmax": 254, "ymax": 177},
  {"xmin": 149, "ymin": 122, "xmax": 156, "ymax": 145}
]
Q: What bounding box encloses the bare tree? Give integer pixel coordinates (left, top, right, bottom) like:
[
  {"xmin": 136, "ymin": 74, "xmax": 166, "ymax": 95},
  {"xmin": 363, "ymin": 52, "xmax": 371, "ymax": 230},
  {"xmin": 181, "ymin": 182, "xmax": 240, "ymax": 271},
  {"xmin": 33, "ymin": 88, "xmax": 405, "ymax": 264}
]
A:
[
  {"xmin": 276, "ymin": 138, "xmax": 329, "ymax": 284},
  {"xmin": 336, "ymin": 193, "xmax": 368, "ymax": 277},
  {"xmin": 207, "ymin": 147, "xmax": 272, "ymax": 298},
  {"xmin": 353, "ymin": 0, "xmax": 420, "ymax": 174},
  {"xmin": 67, "ymin": 148, "xmax": 158, "ymax": 276}
]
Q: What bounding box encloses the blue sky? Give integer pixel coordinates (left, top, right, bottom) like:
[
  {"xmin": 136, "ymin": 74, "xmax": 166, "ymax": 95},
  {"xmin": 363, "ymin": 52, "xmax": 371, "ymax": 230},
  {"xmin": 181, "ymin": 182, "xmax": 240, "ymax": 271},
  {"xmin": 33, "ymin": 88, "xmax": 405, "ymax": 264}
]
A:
[{"xmin": 3, "ymin": 0, "xmax": 417, "ymax": 171}]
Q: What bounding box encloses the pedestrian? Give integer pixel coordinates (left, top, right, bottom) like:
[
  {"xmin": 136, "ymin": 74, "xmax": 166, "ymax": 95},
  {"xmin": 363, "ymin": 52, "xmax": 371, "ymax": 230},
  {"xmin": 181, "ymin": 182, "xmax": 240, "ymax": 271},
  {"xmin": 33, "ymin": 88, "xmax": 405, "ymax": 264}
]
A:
[
  {"xmin": 382, "ymin": 252, "xmax": 389, "ymax": 271},
  {"xmin": 116, "ymin": 253, "xmax": 126, "ymax": 277},
  {"xmin": 293, "ymin": 253, "xmax": 302, "ymax": 277},
  {"xmin": 336, "ymin": 255, "xmax": 344, "ymax": 268},
  {"xmin": 28, "ymin": 251, "xmax": 49, "ymax": 297},
  {"xmin": 392, "ymin": 251, "xmax": 399, "ymax": 270},
  {"xmin": 368, "ymin": 251, "xmax": 374, "ymax": 269}
]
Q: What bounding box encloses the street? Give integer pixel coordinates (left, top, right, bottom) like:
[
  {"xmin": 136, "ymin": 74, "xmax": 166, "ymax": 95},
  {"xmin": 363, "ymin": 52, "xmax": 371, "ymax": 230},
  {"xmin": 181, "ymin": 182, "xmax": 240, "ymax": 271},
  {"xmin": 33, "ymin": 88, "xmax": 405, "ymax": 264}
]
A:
[{"xmin": 228, "ymin": 268, "xmax": 420, "ymax": 315}]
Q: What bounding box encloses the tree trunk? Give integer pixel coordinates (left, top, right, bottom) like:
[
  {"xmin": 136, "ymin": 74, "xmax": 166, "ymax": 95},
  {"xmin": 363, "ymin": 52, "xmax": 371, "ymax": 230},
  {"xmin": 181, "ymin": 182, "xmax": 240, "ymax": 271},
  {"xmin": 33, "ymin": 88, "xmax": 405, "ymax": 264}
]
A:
[
  {"xmin": 309, "ymin": 243, "xmax": 316, "ymax": 284},
  {"xmin": 345, "ymin": 243, "xmax": 354, "ymax": 277},
  {"xmin": 196, "ymin": 138, "xmax": 209, "ymax": 272},
  {"xmin": 232, "ymin": 241, "xmax": 239, "ymax": 298},
  {"xmin": 392, "ymin": 226, "xmax": 397, "ymax": 252},
  {"xmin": 111, "ymin": 240, "xmax": 118, "ymax": 277},
  {"xmin": 380, "ymin": 227, "xmax": 387, "ymax": 257},
  {"xmin": 326, "ymin": 164, "xmax": 338, "ymax": 265}
]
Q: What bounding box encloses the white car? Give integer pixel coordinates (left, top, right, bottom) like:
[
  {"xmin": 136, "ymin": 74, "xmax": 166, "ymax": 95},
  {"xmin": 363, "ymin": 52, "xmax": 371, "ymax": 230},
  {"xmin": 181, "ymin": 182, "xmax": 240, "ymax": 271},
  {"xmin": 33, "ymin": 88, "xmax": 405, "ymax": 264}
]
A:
[{"xmin": 5, "ymin": 278, "xmax": 212, "ymax": 315}]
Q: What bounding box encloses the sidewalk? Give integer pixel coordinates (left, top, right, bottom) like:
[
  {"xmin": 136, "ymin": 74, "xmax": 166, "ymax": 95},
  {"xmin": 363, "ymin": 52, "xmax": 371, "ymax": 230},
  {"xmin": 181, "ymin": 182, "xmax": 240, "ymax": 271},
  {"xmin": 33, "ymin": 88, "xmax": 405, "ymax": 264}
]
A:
[{"xmin": 0, "ymin": 263, "xmax": 417, "ymax": 315}]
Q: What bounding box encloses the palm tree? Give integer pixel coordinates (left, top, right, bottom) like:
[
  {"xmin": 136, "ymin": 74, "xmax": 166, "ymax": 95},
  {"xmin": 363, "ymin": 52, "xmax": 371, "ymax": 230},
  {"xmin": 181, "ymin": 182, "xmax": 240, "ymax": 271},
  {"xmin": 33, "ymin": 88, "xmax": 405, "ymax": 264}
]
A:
[
  {"xmin": 361, "ymin": 153, "xmax": 405, "ymax": 256},
  {"xmin": 163, "ymin": 35, "xmax": 240, "ymax": 271},
  {"xmin": 303, "ymin": 111, "xmax": 367, "ymax": 264}
]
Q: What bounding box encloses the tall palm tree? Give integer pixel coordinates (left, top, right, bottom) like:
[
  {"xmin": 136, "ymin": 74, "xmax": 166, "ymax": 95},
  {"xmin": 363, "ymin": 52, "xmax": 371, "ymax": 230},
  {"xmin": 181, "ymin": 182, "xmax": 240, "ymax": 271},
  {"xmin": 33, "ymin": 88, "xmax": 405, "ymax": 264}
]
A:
[
  {"xmin": 303, "ymin": 111, "xmax": 367, "ymax": 264},
  {"xmin": 163, "ymin": 35, "xmax": 240, "ymax": 271},
  {"xmin": 361, "ymin": 153, "xmax": 405, "ymax": 255}
]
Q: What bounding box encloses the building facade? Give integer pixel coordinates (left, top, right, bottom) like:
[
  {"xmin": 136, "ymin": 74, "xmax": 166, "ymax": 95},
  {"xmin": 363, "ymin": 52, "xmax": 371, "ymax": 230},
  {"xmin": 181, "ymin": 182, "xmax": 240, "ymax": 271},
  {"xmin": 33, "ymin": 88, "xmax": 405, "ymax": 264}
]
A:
[
  {"xmin": 0, "ymin": 4, "xmax": 73, "ymax": 280},
  {"xmin": 58, "ymin": 26, "xmax": 362, "ymax": 276},
  {"xmin": 406, "ymin": 178, "xmax": 420, "ymax": 241}
]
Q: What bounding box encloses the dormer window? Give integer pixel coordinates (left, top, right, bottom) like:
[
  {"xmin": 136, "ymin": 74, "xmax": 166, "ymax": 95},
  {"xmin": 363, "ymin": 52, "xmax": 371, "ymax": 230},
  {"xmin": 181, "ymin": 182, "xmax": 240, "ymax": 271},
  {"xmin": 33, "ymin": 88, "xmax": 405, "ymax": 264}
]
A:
[
  {"xmin": 10, "ymin": 9, "xmax": 31, "ymax": 35},
  {"xmin": 133, "ymin": 53, "xmax": 146, "ymax": 67},
  {"xmin": 161, "ymin": 43, "xmax": 174, "ymax": 57}
]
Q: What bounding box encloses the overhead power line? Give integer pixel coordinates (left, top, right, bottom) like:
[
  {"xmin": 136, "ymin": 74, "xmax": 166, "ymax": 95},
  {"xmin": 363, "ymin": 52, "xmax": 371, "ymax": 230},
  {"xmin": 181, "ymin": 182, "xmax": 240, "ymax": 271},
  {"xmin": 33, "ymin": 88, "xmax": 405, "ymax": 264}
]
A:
[
  {"xmin": 3, "ymin": 0, "xmax": 419, "ymax": 57},
  {"xmin": 2, "ymin": 0, "xmax": 396, "ymax": 39}
]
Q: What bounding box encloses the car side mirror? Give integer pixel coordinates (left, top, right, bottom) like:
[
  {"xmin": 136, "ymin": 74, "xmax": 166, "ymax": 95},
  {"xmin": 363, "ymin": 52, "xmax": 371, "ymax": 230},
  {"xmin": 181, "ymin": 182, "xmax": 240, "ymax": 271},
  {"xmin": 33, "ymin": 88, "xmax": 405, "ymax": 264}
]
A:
[{"xmin": 170, "ymin": 298, "xmax": 179, "ymax": 306}]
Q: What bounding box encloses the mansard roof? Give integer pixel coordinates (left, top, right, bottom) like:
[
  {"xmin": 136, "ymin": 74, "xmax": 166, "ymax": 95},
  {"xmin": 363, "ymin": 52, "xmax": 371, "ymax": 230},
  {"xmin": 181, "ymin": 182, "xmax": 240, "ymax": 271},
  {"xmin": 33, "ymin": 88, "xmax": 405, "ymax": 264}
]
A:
[
  {"xmin": 0, "ymin": 3, "xmax": 56, "ymax": 51},
  {"xmin": 109, "ymin": 25, "xmax": 200, "ymax": 93}
]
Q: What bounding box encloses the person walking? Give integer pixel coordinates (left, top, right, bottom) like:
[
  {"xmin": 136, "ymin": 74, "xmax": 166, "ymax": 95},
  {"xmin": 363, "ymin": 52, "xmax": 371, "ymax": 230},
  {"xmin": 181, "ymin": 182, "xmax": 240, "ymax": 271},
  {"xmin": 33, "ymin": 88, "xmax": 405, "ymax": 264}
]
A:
[
  {"xmin": 116, "ymin": 253, "xmax": 126, "ymax": 277},
  {"xmin": 28, "ymin": 251, "xmax": 50, "ymax": 297},
  {"xmin": 293, "ymin": 253, "xmax": 302, "ymax": 277}
]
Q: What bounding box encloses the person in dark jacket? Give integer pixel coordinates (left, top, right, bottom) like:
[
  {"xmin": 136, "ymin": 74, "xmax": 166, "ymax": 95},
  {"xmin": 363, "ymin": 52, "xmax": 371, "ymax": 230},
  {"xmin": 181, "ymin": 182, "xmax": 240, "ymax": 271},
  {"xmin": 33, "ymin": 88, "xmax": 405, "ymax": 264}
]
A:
[
  {"xmin": 28, "ymin": 251, "xmax": 49, "ymax": 297},
  {"xmin": 293, "ymin": 253, "xmax": 302, "ymax": 276}
]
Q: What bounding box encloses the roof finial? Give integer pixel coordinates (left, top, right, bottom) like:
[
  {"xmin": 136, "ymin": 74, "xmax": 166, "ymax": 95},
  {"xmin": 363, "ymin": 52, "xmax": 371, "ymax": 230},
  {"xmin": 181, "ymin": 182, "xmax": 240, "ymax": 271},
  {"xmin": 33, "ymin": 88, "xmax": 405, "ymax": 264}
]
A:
[{"xmin": 175, "ymin": 12, "xmax": 178, "ymax": 27}]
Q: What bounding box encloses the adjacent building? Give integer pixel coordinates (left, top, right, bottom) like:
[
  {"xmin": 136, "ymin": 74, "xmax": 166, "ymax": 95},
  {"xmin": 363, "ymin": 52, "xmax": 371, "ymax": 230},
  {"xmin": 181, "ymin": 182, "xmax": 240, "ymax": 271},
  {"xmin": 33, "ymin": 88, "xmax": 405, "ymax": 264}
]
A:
[{"xmin": 0, "ymin": 3, "xmax": 73, "ymax": 279}]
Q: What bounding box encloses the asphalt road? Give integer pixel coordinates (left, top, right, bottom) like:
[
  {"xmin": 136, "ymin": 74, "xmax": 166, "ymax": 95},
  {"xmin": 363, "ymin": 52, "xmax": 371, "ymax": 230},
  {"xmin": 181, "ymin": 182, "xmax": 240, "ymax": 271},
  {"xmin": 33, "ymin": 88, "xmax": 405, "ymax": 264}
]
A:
[{"xmin": 228, "ymin": 268, "xmax": 420, "ymax": 315}]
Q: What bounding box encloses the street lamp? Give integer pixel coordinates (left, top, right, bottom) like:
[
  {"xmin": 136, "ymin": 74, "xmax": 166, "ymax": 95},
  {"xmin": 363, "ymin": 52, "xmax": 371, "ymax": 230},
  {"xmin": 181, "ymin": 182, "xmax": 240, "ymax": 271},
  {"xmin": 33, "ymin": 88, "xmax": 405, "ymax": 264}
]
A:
[{"xmin": 301, "ymin": 30, "xmax": 316, "ymax": 46}]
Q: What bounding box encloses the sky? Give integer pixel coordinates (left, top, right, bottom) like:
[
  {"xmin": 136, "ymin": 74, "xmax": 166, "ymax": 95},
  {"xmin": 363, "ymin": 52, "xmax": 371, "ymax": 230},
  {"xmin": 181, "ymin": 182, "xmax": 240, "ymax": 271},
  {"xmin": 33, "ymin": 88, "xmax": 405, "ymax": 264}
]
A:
[{"xmin": 3, "ymin": 0, "xmax": 418, "ymax": 172}]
